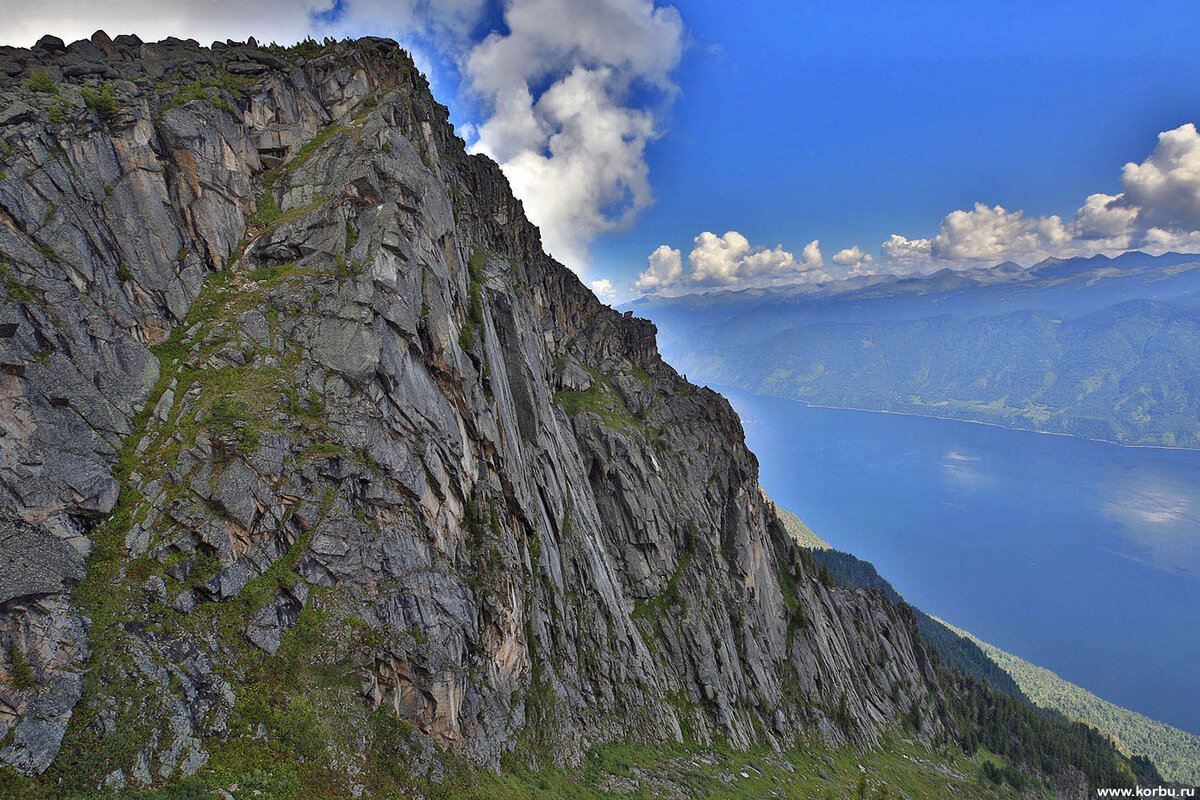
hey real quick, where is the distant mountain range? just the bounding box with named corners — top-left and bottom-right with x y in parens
top-left (628, 252), bottom-right (1200, 448)
top-left (772, 500), bottom-right (1200, 785)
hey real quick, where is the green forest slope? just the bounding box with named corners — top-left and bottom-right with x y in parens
top-left (942, 620), bottom-right (1200, 785)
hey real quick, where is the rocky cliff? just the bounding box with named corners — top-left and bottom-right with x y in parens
top-left (0, 33), bottom-right (949, 794)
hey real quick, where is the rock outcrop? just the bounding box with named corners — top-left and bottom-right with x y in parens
top-left (0, 34), bottom-right (945, 791)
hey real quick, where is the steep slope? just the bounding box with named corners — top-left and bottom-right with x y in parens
top-left (0, 35), bottom-right (953, 797)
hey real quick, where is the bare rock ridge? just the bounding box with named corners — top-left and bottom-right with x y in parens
top-left (1, 33), bottom-right (949, 791)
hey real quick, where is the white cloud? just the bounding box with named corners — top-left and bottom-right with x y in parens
top-left (831, 245), bottom-right (872, 269)
top-left (1070, 192), bottom-right (1137, 241)
top-left (635, 244), bottom-right (683, 291)
top-left (589, 278), bottom-right (617, 299)
top-left (464, 0), bottom-right (683, 273)
top-left (929, 203), bottom-right (1070, 262)
top-left (881, 234), bottom-right (932, 264)
top-left (801, 240), bottom-right (824, 270)
top-left (1121, 123), bottom-right (1200, 231)
top-left (881, 123), bottom-right (1200, 270)
top-left (687, 231), bottom-right (822, 287)
top-left (635, 231), bottom-right (825, 293)
top-left (1142, 227), bottom-right (1200, 255)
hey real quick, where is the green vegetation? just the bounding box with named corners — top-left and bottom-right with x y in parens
top-left (82, 86), bottom-right (119, 117)
top-left (1, 261), bottom-right (37, 303)
top-left (207, 395), bottom-right (261, 454)
top-left (554, 361), bottom-right (649, 432)
top-left (0, 735), bottom-right (1034, 800)
top-left (631, 552), bottom-right (689, 621)
top-left (771, 499), bottom-right (830, 549)
top-left (947, 621), bottom-right (1200, 785)
top-left (159, 72), bottom-right (256, 113)
top-left (26, 68), bottom-right (58, 94)
top-left (450, 737), bottom-right (1023, 800)
top-left (250, 124), bottom-right (345, 229)
top-left (8, 644), bottom-right (34, 691)
top-left (280, 37), bottom-right (326, 59)
top-left (459, 246), bottom-right (487, 350)
top-left (947, 673), bottom-right (1139, 792)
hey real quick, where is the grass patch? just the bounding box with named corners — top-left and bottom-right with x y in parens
top-left (459, 246), bottom-right (487, 350)
top-left (0, 261), bottom-right (36, 303)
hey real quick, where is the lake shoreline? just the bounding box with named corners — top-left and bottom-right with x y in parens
top-left (704, 385), bottom-right (1200, 454)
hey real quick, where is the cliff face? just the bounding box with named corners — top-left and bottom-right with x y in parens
top-left (0, 34), bottom-right (943, 791)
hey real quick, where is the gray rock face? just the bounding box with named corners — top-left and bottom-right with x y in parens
top-left (0, 36), bottom-right (946, 788)
top-left (0, 517), bottom-right (88, 774)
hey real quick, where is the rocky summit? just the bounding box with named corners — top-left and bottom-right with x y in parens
top-left (0, 34), bottom-right (1143, 799)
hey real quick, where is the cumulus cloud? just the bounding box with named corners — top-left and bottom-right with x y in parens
top-left (635, 244), bottom-right (683, 291)
top-left (1121, 123), bottom-right (1200, 231)
top-left (831, 245), bottom-right (873, 274)
top-left (928, 203), bottom-right (1068, 262)
top-left (635, 231), bottom-right (825, 292)
top-left (1142, 227), bottom-right (1200, 255)
top-left (464, 0), bottom-right (684, 272)
top-left (801, 240), bottom-right (824, 271)
top-left (589, 278), bottom-right (617, 300)
top-left (1070, 192), bottom-right (1137, 241)
top-left (881, 234), bottom-right (932, 264)
top-left (882, 123), bottom-right (1200, 271)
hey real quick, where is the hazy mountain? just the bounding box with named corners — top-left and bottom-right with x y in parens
top-left (629, 253), bottom-right (1200, 447)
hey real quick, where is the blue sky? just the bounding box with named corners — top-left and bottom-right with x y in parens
top-left (585, 0), bottom-right (1200, 297)
top-left (8, 0), bottom-right (1200, 298)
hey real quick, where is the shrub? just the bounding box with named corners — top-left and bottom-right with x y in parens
top-left (82, 85), bottom-right (118, 117)
top-left (8, 644), bottom-right (34, 690)
top-left (275, 698), bottom-right (325, 759)
top-left (189, 548), bottom-right (222, 587)
top-left (26, 68), bottom-right (57, 95)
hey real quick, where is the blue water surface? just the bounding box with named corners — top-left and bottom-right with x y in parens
top-left (714, 386), bottom-right (1200, 735)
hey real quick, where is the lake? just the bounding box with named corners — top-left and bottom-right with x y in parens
top-left (713, 386), bottom-right (1200, 736)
